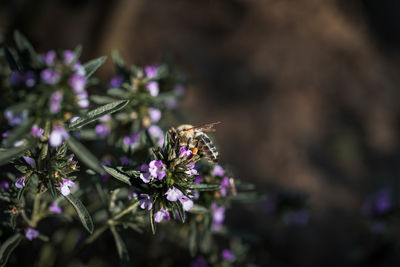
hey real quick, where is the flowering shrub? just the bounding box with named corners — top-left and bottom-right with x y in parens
top-left (0, 32), bottom-right (262, 266)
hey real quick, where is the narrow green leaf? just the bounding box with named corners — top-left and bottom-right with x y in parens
top-left (188, 184), bottom-right (221, 191)
top-left (229, 193), bottom-right (266, 202)
top-left (103, 165), bottom-right (131, 185)
top-left (68, 100), bottom-right (129, 129)
top-left (0, 144), bottom-right (30, 166)
top-left (0, 233), bottom-right (23, 267)
top-left (63, 193), bottom-right (94, 233)
top-left (172, 201), bottom-right (185, 223)
top-left (3, 118), bottom-right (34, 147)
top-left (149, 209), bottom-right (156, 235)
top-left (90, 95), bottom-right (116, 104)
top-left (187, 204), bottom-right (209, 214)
top-left (66, 137), bottom-right (104, 174)
top-left (107, 88), bottom-right (127, 98)
top-left (13, 31), bottom-right (40, 68)
top-left (110, 225), bottom-right (130, 265)
top-left (4, 46), bottom-right (20, 71)
top-left (188, 221), bottom-right (197, 256)
top-left (83, 56), bottom-right (107, 78)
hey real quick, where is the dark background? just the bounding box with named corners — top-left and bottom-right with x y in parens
top-left (2, 0), bottom-right (400, 266)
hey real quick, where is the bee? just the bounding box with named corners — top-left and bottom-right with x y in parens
top-left (169, 121), bottom-right (221, 163)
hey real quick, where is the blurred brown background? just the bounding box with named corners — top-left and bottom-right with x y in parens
top-left (2, 0), bottom-right (400, 266)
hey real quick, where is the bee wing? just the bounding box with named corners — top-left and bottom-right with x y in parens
top-left (198, 134), bottom-right (219, 163)
top-left (185, 121), bottom-right (221, 132)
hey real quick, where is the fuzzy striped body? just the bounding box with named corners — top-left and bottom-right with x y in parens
top-left (172, 124), bottom-right (219, 163)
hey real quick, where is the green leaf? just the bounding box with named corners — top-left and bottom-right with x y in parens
top-left (66, 136), bottom-right (104, 174)
top-left (188, 204), bottom-right (209, 214)
top-left (68, 100), bottom-right (129, 129)
top-left (63, 193), bottom-right (94, 234)
top-left (4, 46), bottom-right (21, 71)
top-left (13, 31), bottom-right (40, 68)
top-left (188, 184), bottom-right (221, 191)
top-left (229, 193), bottom-right (266, 202)
top-left (172, 201), bottom-right (185, 223)
top-left (83, 56), bottom-right (107, 78)
top-left (107, 88), bottom-right (127, 98)
top-left (149, 209), bottom-right (156, 235)
top-left (3, 118), bottom-right (34, 147)
top-left (0, 233), bottom-right (23, 267)
top-left (90, 95), bottom-right (116, 104)
top-left (110, 225), bottom-right (130, 266)
top-left (0, 144), bottom-right (30, 166)
top-left (103, 165), bottom-right (131, 185)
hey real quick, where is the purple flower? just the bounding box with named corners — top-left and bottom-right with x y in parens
top-left (179, 146), bottom-right (192, 158)
top-left (41, 69), bottom-right (61, 84)
top-left (148, 108), bottom-right (161, 123)
top-left (190, 256), bottom-right (208, 267)
top-left (362, 188), bottom-right (392, 216)
top-left (123, 132), bottom-right (139, 146)
top-left (15, 177), bottom-right (26, 189)
top-left (63, 50), bottom-right (75, 64)
top-left (109, 76), bottom-right (123, 88)
top-left (9, 71), bottom-right (24, 86)
top-left (222, 249), bottom-right (234, 261)
top-left (95, 124), bottom-right (110, 138)
top-left (100, 114), bottom-right (111, 122)
top-left (2, 130), bottom-right (11, 139)
top-left (41, 50), bottom-right (56, 65)
top-left (154, 208), bottom-right (170, 223)
top-left (23, 156), bottom-right (36, 167)
top-left (50, 91), bottom-right (63, 113)
top-left (220, 177), bottom-right (230, 196)
top-left (145, 65), bottom-right (158, 79)
top-left (146, 82), bottom-right (159, 96)
top-left (73, 62), bottom-right (86, 76)
top-left (185, 162), bottom-right (198, 176)
top-left (213, 165), bottom-right (225, 177)
top-left (14, 140), bottom-right (24, 147)
top-left (69, 74), bottom-right (86, 93)
top-left (0, 181), bottom-right (9, 190)
top-left (49, 126), bottom-right (69, 147)
top-left (5, 110), bottom-right (27, 126)
top-left (166, 187), bottom-right (183, 202)
top-left (212, 203), bottom-right (225, 231)
top-left (179, 196), bottom-right (193, 211)
top-left (102, 173), bottom-right (110, 182)
top-left (24, 71), bottom-right (36, 87)
top-left (140, 172), bottom-right (152, 183)
top-left (49, 203), bottom-right (62, 214)
top-left (148, 125), bottom-right (164, 147)
top-left (25, 228), bottom-right (39, 241)
top-left (60, 178), bottom-right (75, 196)
top-left (31, 125), bottom-right (44, 138)
top-left (194, 176), bottom-right (203, 184)
top-left (120, 157), bottom-right (131, 166)
top-left (139, 194), bottom-right (153, 210)
top-left (148, 160), bottom-right (166, 180)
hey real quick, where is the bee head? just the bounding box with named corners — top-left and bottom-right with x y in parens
top-left (168, 128), bottom-right (178, 142)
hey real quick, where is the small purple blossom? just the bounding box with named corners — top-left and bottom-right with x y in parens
top-left (5, 110), bottom-right (27, 126)
top-left (73, 62), bottom-right (86, 76)
top-left (148, 125), bottom-right (164, 147)
top-left (41, 69), bottom-right (61, 84)
top-left (63, 50), bottom-right (75, 64)
top-left (109, 76), bottom-right (123, 88)
top-left (2, 130), bottom-right (11, 138)
top-left (0, 181), bottom-right (9, 190)
top-left (25, 228), bottom-right (39, 241)
top-left (154, 208), bottom-right (170, 223)
top-left (23, 156), bottom-right (36, 167)
top-left (120, 156), bottom-right (132, 166)
top-left (140, 172), bottom-right (152, 183)
top-left (60, 178), bottom-right (75, 196)
top-left (139, 194), bottom-right (153, 210)
top-left (213, 165), bottom-right (225, 177)
top-left (220, 177), bottom-right (230, 196)
top-left (50, 91), bottom-right (63, 113)
top-left (69, 74), bottom-right (86, 93)
top-left (148, 108), bottom-right (161, 123)
top-left (212, 203), bottom-right (225, 231)
top-left (31, 125), bottom-right (44, 138)
top-left (145, 65), bottom-right (158, 79)
top-left (179, 146), bottom-right (192, 158)
top-left (185, 162), bottom-right (198, 176)
top-left (24, 71), bottom-right (36, 87)
top-left (179, 196), bottom-right (194, 211)
top-left (166, 187), bottom-right (183, 202)
top-left (123, 132), bottom-right (139, 146)
top-left (102, 173), bottom-right (110, 182)
top-left (15, 177), bottom-right (26, 189)
top-left (222, 249), bottom-right (235, 261)
top-left (41, 50), bottom-right (56, 65)
top-left (49, 203), bottom-right (62, 214)
top-left (95, 124), bottom-right (110, 138)
top-left (362, 188), bottom-right (392, 216)
top-left (9, 71), bottom-right (24, 86)
top-left (49, 126), bottom-right (69, 147)
top-left (13, 140), bottom-right (24, 147)
top-left (194, 175), bottom-right (203, 184)
top-left (149, 160), bottom-right (166, 180)
top-left (146, 81), bottom-right (159, 96)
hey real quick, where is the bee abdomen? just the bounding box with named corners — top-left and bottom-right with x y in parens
top-left (198, 134), bottom-right (218, 163)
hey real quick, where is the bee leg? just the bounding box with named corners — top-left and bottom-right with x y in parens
top-left (192, 140), bottom-right (199, 155)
